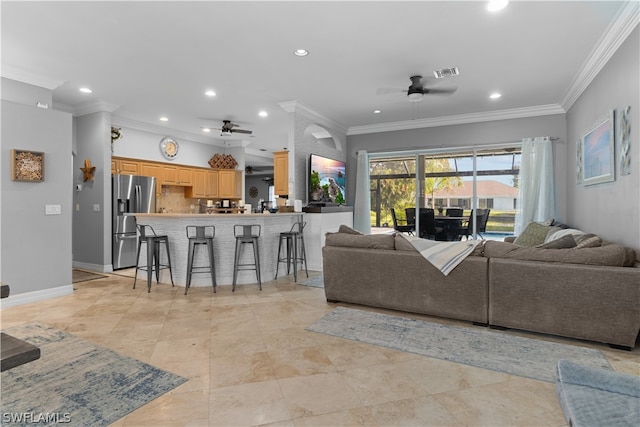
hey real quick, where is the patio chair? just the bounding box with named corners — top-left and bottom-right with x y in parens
top-left (391, 208), bottom-right (414, 235)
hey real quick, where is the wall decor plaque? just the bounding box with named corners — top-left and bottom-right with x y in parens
top-left (11, 149), bottom-right (44, 182)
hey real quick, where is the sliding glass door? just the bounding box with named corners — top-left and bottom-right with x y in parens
top-left (370, 145), bottom-right (521, 239)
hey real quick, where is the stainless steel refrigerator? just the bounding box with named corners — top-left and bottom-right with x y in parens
top-left (112, 174), bottom-right (157, 269)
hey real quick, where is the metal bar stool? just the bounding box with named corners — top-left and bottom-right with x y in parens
top-left (232, 224), bottom-right (261, 292)
top-left (133, 224), bottom-right (174, 292)
top-left (185, 225), bottom-right (216, 295)
top-left (275, 221), bottom-right (308, 282)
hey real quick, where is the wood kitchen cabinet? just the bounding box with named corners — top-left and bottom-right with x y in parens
top-left (274, 150), bottom-right (289, 196)
top-left (139, 162), bottom-right (163, 194)
top-left (186, 169), bottom-right (219, 198)
top-left (218, 170), bottom-right (242, 198)
top-left (112, 158), bottom-right (140, 175)
top-left (163, 165), bottom-right (192, 186)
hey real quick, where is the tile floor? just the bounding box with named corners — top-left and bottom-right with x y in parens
top-left (1, 270), bottom-right (638, 426)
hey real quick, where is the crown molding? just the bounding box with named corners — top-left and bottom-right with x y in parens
top-left (0, 65), bottom-right (66, 90)
top-left (560, 1), bottom-right (639, 110)
top-left (278, 100), bottom-right (349, 135)
top-left (73, 99), bottom-right (120, 116)
top-left (347, 104), bottom-right (566, 136)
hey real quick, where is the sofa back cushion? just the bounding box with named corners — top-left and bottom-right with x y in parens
top-left (484, 241), bottom-right (636, 267)
top-left (325, 232), bottom-right (396, 250)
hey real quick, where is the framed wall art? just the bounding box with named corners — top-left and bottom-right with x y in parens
top-left (10, 149), bottom-right (44, 182)
top-left (582, 110), bottom-right (615, 186)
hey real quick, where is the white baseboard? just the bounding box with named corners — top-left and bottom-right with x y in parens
top-left (73, 261), bottom-right (113, 273)
top-left (0, 285), bottom-right (74, 309)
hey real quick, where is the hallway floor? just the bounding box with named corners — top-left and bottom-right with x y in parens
top-left (1, 271), bottom-right (638, 426)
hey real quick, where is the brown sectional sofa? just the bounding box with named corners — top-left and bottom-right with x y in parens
top-left (322, 230), bottom-right (640, 349)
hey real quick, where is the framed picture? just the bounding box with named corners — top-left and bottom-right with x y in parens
top-left (582, 110), bottom-right (615, 186)
top-left (10, 149), bottom-right (44, 182)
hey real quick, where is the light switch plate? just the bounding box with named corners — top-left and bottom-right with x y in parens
top-left (45, 204), bottom-right (61, 215)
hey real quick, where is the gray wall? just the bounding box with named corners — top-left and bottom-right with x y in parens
top-left (347, 115), bottom-right (568, 220)
top-left (244, 175), bottom-right (272, 210)
top-left (1, 83), bottom-right (73, 295)
top-left (566, 26), bottom-right (639, 249)
top-left (73, 112), bottom-right (112, 270)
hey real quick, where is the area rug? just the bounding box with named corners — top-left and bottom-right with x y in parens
top-left (1, 323), bottom-right (187, 426)
top-left (307, 307), bottom-right (612, 383)
top-left (299, 274), bottom-right (324, 288)
top-left (72, 269), bottom-right (107, 283)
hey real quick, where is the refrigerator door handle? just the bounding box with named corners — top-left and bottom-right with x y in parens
top-left (135, 185), bottom-right (140, 213)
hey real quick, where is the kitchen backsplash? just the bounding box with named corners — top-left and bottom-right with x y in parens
top-left (157, 185), bottom-right (198, 213)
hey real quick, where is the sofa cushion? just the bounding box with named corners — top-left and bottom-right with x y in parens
top-left (395, 234), bottom-right (418, 251)
top-left (338, 224), bottom-right (362, 235)
top-left (514, 222), bottom-right (560, 246)
top-left (484, 241), bottom-right (633, 267)
top-left (536, 235), bottom-right (577, 249)
top-left (325, 232), bottom-right (395, 250)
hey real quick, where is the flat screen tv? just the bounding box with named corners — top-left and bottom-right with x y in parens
top-left (308, 154), bottom-right (346, 205)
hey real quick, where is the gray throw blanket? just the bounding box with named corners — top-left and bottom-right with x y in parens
top-left (399, 234), bottom-right (480, 276)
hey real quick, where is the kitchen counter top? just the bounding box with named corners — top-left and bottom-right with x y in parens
top-left (133, 212), bottom-right (305, 288)
top-left (136, 212), bottom-right (303, 218)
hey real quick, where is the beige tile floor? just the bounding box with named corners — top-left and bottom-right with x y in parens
top-left (2, 270), bottom-right (638, 427)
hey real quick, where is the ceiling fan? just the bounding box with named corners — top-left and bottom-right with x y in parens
top-left (201, 120), bottom-right (253, 136)
top-left (377, 75), bottom-right (457, 102)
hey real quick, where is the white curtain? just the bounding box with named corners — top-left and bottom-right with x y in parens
top-left (353, 150), bottom-right (371, 234)
top-left (515, 137), bottom-right (556, 234)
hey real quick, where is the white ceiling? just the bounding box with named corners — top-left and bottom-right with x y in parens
top-left (1, 1), bottom-right (636, 168)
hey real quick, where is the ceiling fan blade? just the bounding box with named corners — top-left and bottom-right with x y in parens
top-left (232, 129), bottom-right (253, 134)
top-left (423, 87), bottom-right (457, 95)
top-left (376, 87), bottom-right (405, 95)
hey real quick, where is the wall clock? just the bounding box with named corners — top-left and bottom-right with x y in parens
top-left (249, 186), bottom-right (258, 198)
top-left (159, 137), bottom-right (179, 160)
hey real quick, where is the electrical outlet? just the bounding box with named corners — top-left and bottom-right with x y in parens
top-left (76, 204), bottom-right (80, 211)
top-left (45, 204), bottom-right (61, 215)
top-left (93, 204), bottom-right (101, 212)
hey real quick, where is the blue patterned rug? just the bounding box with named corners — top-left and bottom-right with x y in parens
top-left (299, 274), bottom-right (324, 288)
top-left (1, 323), bottom-right (187, 426)
top-left (307, 307), bottom-right (612, 383)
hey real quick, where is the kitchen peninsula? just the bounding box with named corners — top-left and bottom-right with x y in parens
top-left (134, 212), bottom-right (304, 288)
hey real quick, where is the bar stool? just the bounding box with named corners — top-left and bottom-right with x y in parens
top-left (185, 225), bottom-right (216, 295)
top-left (275, 221), bottom-right (308, 282)
top-left (232, 224), bottom-right (261, 292)
top-left (133, 224), bottom-right (174, 293)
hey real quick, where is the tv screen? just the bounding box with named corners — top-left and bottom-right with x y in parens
top-left (309, 154), bottom-right (346, 205)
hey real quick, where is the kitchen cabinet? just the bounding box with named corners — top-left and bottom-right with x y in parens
top-left (186, 169), bottom-right (219, 198)
top-left (139, 162), bottom-right (164, 194)
top-left (112, 158), bottom-right (140, 175)
top-left (274, 150), bottom-right (289, 196)
top-left (218, 170), bottom-right (242, 198)
top-left (163, 165), bottom-right (192, 186)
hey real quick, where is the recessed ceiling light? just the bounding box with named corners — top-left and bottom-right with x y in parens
top-left (487, 0), bottom-right (509, 12)
top-left (202, 127), bottom-right (211, 133)
top-left (489, 92), bottom-right (502, 99)
top-left (373, 109), bottom-right (382, 114)
top-left (205, 90), bottom-right (216, 97)
top-left (258, 110), bottom-right (268, 118)
top-left (79, 87), bottom-right (92, 93)
top-left (159, 116), bottom-right (169, 122)
top-left (293, 49), bottom-right (309, 57)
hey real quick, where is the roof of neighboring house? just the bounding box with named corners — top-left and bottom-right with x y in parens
top-left (433, 180), bottom-right (518, 198)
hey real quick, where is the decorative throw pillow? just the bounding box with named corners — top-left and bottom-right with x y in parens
top-left (338, 224), bottom-right (362, 235)
top-left (536, 235), bottom-right (577, 249)
top-left (513, 222), bottom-right (557, 246)
top-left (544, 228), bottom-right (585, 243)
top-left (574, 233), bottom-right (602, 248)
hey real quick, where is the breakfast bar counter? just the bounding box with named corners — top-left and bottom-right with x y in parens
top-left (134, 212), bottom-right (304, 288)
